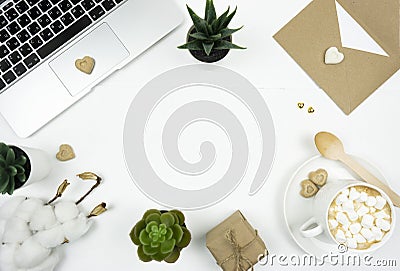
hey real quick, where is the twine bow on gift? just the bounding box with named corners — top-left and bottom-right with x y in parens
top-left (217, 229), bottom-right (259, 271)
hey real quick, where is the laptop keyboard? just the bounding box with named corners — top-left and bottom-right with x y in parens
top-left (0, 0), bottom-right (124, 93)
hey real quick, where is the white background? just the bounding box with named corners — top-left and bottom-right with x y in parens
top-left (1, 0), bottom-right (400, 270)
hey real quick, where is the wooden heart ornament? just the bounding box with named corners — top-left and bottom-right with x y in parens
top-left (300, 180), bottom-right (319, 198)
top-left (324, 47), bottom-right (344, 65)
top-left (75, 56), bottom-right (95, 74)
top-left (56, 144), bottom-right (75, 161)
top-left (308, 168), bottom-right (328, 186)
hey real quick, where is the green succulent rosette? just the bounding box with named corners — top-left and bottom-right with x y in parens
top-left (178, 0), bottom-right (245, 55)
top-left (130, 209), bottom-right (191, 263)
top-left (0, 142), bottom-right (28, 195)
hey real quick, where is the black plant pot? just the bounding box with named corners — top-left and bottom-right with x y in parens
top-left (10, 145), bottom-right (31, 190)
top-left (186, 26), bottom-right (231, 63)
top-left (4, 145), bottom-right (50, 194)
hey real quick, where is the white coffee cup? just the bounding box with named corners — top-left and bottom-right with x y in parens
top-left (300, 180), bottom-right (396, 252)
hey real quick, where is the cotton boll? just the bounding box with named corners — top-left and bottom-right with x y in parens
top-left (0, 262), bottom-right (20, 271)
top-left (4, 217), bottom-right (30, 232)
top-left (0, 197), bottom-right (26, 219)
top-left (27, 249), bottom-right (61, 271)
top-left (0, 243), bottom-right (20, 266)
top-left (2, 217), bottom-right (32, 243)
top-left (33, 225), bottom-right (64, 248)
top-left (62, 213), bottom-right (93, 242)
top-left (0, 232), bottom-right (25, 271)
top-left (54, 201), bottom-right (79, 223)
top-left (14, 237), bottom-right (51, 268)
top-left (30, 206), bottom-right (58, 231)
top-left (15, 198), bottom-right (44, 222)
top-left (0, 220), bottom-right (6, 238)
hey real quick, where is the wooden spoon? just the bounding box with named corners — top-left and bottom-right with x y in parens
top-left (315, 131), bottom-right (400, 207)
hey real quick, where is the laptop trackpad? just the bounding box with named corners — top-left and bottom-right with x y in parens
top-left (49, 23), bottom-right (130, 96)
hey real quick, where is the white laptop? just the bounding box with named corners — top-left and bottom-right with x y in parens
top-left (0, 0), bottom-right (183, 137)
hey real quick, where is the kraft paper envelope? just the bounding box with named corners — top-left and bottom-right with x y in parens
top-left (274, 0), bottom-right (400, 114)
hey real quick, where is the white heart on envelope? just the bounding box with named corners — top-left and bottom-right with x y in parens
top-left (325, 47), bottom-right (344, 64)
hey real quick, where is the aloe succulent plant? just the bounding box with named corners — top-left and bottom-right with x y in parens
top-left (178, 0), bottom-right (245, 56)
top-left (130, 209), bottom-right (191, 263)
top-left (0, 143), bottom-right (28, 195)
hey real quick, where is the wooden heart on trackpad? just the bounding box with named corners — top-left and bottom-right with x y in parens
top-left (49, 23), bottom-right (130, 96)
top-left (75, 56), bottom-right (95, 74)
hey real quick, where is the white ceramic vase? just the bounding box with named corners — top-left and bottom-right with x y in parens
top-left (13, 146), bottom-right (51, 187)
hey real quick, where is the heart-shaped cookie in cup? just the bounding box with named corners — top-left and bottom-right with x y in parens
top-left (309, 168), bottom-right (328, 186)
top-left (300, 180), bottom-right (395, 253)
top-left (300, 179), bottom-right (319, 198)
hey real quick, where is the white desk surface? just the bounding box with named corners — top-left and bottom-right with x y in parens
top-left (1, 0), bottom-right (400, 270)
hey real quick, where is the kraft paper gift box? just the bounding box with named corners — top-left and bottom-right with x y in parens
top-left (206, 211), bottom-right (267, 271)
top-left (274, 0), bottom-right (400, 114)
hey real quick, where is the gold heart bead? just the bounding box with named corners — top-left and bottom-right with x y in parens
top-left (56, 144), bottom-right (75, 161)
top-left (75, 56), bottom-right (95, 74)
